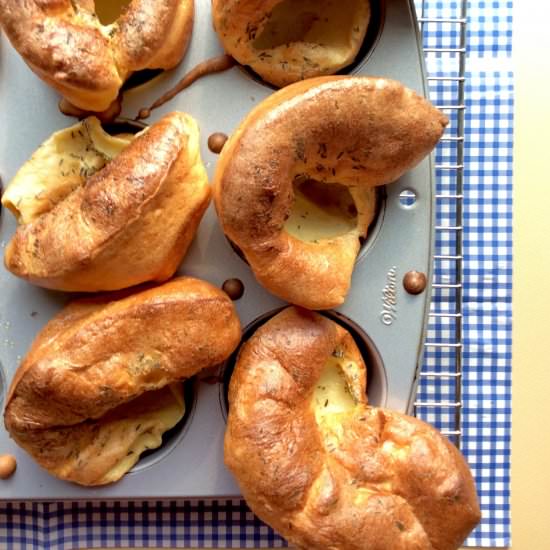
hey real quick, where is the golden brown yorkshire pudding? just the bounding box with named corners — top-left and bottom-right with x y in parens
top-left (0, 0), bottom-right (194, 112)
top-left (3, 111), bottom-right (210, 292)
top-left (5, 277), bottom-right (241, 486)
top-left (212, 0), bottom-right (371, 87)
top-left (225, 307), bottom-right (481, 550)
top-left (214, 77), bottom-right (448, 309)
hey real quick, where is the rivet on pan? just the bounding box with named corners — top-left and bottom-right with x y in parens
top-left (208, 132), bottom-right (228, 154)
top-left (403, 271), bottom-right (427, 295)
top-left (222, 278), bottom-right (244, 300)
top-left (0, 455), bottom-right (17, 479)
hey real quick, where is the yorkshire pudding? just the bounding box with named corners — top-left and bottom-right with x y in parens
top-left (5, 277), bottom-right (241, 486)
top-left (212, 0), bottom-right (371, 87)
top-left (3, 111), bottom-right (210, 292)
top-left (225, 307), bottom-right (481, 550)
top-left (0, 0), bottom-right (194, 112)
top-left (214, 76), bottom-right (448, 309)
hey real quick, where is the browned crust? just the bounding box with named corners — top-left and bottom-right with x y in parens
top-left (0, 0), bottom-right (194, 111)
top-left (5, 277), bottom-right (241, 463)
top-left (213, 77), bottom-right (448, 309)
top-left (225, 307), bottom-right (480, 550)
top-left (0, 1), bottom-right (120, 96)
top-left (4, 111), bottom-right (211, 292)
top-left (113, 0), bottom-right (194, 72)
top-left (212, 0), bottom-right (370, 87)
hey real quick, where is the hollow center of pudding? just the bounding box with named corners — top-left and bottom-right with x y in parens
top-left (312, 351), bottom-right (358, 426)
top-left (284, 178), bottom-right (357, 242)
top-left (94, 0), bottom-right (131, 25)
top-left (253, 0), bottom-right (363, 52)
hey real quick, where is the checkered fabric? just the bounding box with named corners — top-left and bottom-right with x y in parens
top-left (415, 0), bottom-right (513, 547)
top-left (0, 1), bottom-right (513, 548)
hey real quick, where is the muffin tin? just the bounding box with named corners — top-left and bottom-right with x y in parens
top-left (0, 0), bottom-right (434, 499)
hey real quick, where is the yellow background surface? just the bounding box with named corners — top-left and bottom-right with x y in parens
top-left (86, 1), bottom-right (549, 549)
top-left (511, 1), bottom-right (550, 549)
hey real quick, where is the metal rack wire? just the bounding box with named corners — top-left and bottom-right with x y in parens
top-left (414, 0), bottom-right (467, 447)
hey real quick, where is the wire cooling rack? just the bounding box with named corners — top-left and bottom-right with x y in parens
top-left (414, 0), bottom-right (467, 448)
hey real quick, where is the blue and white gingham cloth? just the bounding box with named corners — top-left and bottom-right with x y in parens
top-left (0, 1), bottom-right (513, 548)
top-left (415, 1), bottom-right (513, 546)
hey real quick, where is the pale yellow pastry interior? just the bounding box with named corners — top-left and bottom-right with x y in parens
top-left (284, 178), bottom-right (376, 243)
top-left (1, 117), bottom-right (134, 224)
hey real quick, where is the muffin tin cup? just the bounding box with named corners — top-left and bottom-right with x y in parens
top-left (239, 0), bottom-right (387, 90)
top-left (128, 380), bottom-right (198, 475)
top-left (219, 308), bottom-right (389, 422)
top-left (0, 0), bottom-right (433, 499)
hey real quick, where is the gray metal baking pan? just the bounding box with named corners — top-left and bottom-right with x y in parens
top-left (0, 0), bottom-right (434, 499)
